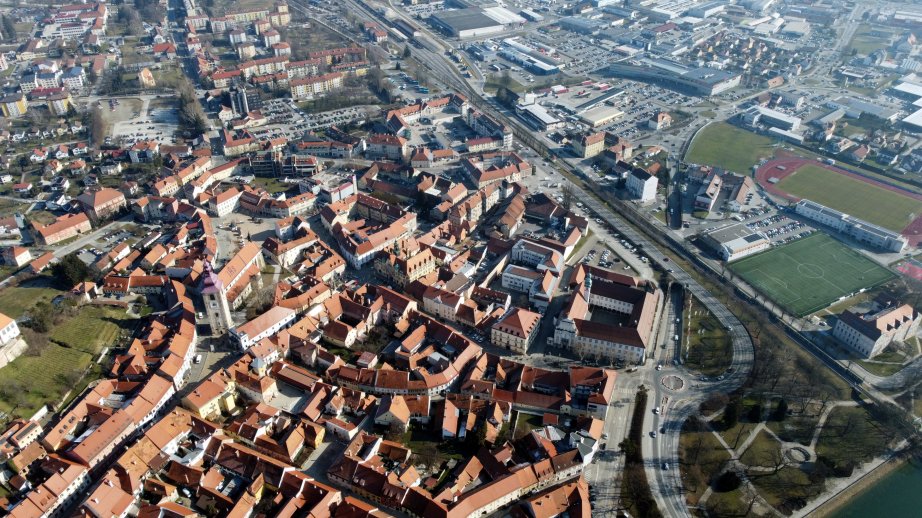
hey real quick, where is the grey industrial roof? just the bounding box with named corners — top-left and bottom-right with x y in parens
top-left (432, 9), bottom-right (504, 32)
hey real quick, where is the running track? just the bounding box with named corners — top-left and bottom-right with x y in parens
top-left (755, 155), bottom-right (922, 247)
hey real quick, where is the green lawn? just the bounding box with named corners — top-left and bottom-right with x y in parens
top-left (767, 414), bottom-right (821, 446)
top-left (483, 75), bottom-right (526, 94)
top-left (683, 296), bottom-right (733, 377)
top-left (815, 406), bottom-right (896, 469)
top-left (704, 487), bottom-right (749, 517)
top-left (685, 122), bottom-right (777, 174)
top-left (856, 360), bottom-right (905, 378)
top-left (846, 25), bottom-right (893, 55)
top-left (730, 233), bottom-right (895, 317)
top-left (777, 164), bottom-right (920, 231)
top-left (679, 421), bottom-right (732, 505)
top-left (747, 466), bottom-right (825, 514)
top-left (27, 210), bottom-right (57, 226)
top-left (513, 412), bottom-right (544, 439)
top-left (740, 430), bottom-right (783, 468)
top-left (0, 280), bottom-right (62, 319)
top-left (0, 344), bottom-right (94, 417)
top-left (719, 421), bottom-right (758, 450)
top-left (251, 177), bottom-right (293, 194)
top-left (50, 306), bottom-right (133, 354)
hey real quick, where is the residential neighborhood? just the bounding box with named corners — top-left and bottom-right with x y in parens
top-left (0, 0), bottom-right (920, 516)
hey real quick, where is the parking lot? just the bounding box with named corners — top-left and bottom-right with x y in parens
top-left (74, 227), bottom-right (145, 266)
top-left (109, 97), bottom-right (179, 146)
top-left (250, 99), bottom-right (377, 141)
top-left (743, 211), bottom-right (816, 245)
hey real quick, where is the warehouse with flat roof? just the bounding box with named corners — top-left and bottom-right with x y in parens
top-left (699, 223), bottom-right (771, 262)
top-left (605, 58), bottom-right (741, 96)
top-left (579, 105), bottom-right (625, 128)
top-left (431, 9), bottom-right (504, 38)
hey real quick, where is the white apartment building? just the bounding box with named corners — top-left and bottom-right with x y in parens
top-left (626, 169), bottom-right (658, 203)
top-left (0, 312), bottom-right (20, 346)
top-left (501, 264), bottom-right (542, 293)
top-left (230, 306), bottom-right (297, 350)
top-left (833, 300), bottom-right (920, 358)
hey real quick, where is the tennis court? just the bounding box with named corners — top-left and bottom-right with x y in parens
top-left (730, 233), bottom-right (895, 317)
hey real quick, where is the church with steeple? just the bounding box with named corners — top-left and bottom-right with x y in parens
top-left (200, 260), bottom-right (233, 335)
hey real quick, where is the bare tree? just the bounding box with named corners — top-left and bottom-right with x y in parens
top-left (560, 183), bottom-right (574, 211)
top-left (688, 432), bottom-right (704, 464)
top-left (745, 494), bottom-right (759, 516)
top-left (759, 445), bottom-right (787, 475)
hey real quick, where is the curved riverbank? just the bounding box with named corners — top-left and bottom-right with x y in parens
top-left (799, 455), bottom-right (909, 518)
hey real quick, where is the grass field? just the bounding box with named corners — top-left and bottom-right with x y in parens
top-left (0, 280), bottom-right (62, 318)
top-left (678, 420), bottom-right (733, 506)
top-left (740, 430), bottom-right (783, 468)
top-left (730, 234), bottom-right (895, 317)
top-left (815, 406), bottom-right (895, 468)
top-left (776, 164), bottom-right (920, 231)
top-left (846, 24), bottom-right (893, 55)
top-left (685, 122), bottom-right (777, 174)
top-left (747, 466), bottom-right (824, 513)
top-left (683, 296), bottom-right (733, 377)
top-left (50, 306), bottom-right (133, 354)
top-left (0, 344), bottom-right (94, 417)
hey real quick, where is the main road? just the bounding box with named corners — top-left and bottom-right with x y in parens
top-left (569, 170), bottom-right (755, 518)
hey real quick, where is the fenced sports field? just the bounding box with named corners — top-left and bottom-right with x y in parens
top-left (730, 233), bottom-right (895, 317)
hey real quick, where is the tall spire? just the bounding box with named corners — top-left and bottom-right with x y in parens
top-left (200, 260), bottom-right (224, 295)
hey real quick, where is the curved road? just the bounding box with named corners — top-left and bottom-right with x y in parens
top-left (568, 178), bottom-right (755, 517)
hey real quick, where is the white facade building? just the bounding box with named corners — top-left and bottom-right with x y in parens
top-left (626, 169), bottom-right (658, 203)
top-left (0, 312), bottom-right (20, 346)
top-left (795, 199), bottom-right (907, 252)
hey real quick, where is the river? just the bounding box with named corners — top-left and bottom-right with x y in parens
top-left (831, 461), bottom-right (922, 518)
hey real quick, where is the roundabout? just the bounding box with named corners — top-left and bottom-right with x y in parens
top-left (662, 374), bottom-right (685, 392)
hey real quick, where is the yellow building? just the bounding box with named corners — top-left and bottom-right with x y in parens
top-left (181, 378), bottom-right (238, 419)
top-left (571, 132), bottom-right (605, 159)
top-left (0, 93), bottom-right (27, 118)
top-left (138, 67), bottom-right (157, 88)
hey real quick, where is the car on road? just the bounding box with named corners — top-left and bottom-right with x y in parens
top-left (662, 462), bottom-right (670, 470)
top-left (653, 407), bottom-right (660, 414)
top-left (650, 430), bottom-right (657, 438)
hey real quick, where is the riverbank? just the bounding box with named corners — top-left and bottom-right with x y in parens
top-left (796, 454), bottom-right (906, 518)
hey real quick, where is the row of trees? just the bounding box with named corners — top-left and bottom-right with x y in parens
top-left (178, 81), bottom-right (209, 137)
top-left (1, 15), bottom-right (16, 42)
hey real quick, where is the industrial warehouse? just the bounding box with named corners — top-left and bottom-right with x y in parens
top-left (430, 6), bottom-right (526, 38)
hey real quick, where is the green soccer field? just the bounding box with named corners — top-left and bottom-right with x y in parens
top-left (776, 164), bottom-right (921, 231)
top-left (730, 234), bottom-right (895, 317)
top-left (685, 122), bottom-right (778, 174)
